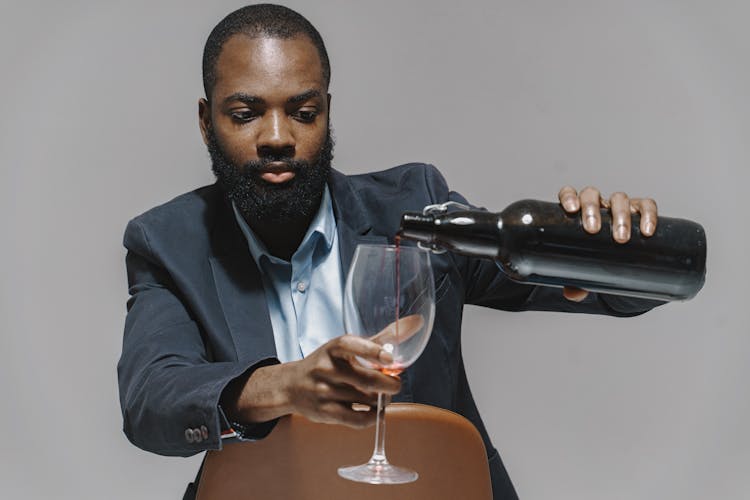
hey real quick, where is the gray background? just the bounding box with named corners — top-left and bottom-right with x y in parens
top-left (1, 1), bottom-right (748, 499)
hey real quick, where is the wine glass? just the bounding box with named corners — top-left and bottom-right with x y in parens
top-left (337, 243), bottom-right (435, 484)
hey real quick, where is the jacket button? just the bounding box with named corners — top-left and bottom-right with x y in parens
top-left (185, 429), bottom-right (195, 443)
top-left (193, 428), bottom-right (203, 443)
top-left (200, 425), bottom-right (209, 440)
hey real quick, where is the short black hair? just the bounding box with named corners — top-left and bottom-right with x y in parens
top-left (202, 4), bottom-right (331, 101)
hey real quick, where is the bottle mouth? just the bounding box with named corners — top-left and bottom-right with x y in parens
top-left (398, 212), bottom-right (435, 244)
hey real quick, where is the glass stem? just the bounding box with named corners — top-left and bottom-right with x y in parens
top-left (370, 392), bottom-right (388, 464)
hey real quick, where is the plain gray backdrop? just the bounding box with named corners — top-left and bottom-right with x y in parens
top-left (1, 1), bottom-right (748, 499)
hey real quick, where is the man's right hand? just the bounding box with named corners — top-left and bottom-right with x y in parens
top-left (225, 335), bottom-right (402, 429)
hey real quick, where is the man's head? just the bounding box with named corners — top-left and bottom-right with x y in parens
top-left (199, 4), bottom-right (333, 227)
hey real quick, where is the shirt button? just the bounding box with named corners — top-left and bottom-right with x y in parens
top-left (296, 281), bottom-right (307, 293)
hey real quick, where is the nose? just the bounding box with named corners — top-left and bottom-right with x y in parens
top-left (257, 109), bottom-right (295, 158)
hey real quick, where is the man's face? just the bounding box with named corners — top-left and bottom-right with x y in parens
top-left (200, 35), bottom-right (332, 225)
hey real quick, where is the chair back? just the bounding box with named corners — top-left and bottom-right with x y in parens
top-left (196, 402), bottom-right (493, 499)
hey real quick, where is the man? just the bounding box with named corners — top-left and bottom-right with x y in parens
top-left (118, 5), bottom-right (661, 499)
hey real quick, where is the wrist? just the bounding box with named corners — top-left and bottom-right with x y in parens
top-left (239, 362), bottom-right (295, 423)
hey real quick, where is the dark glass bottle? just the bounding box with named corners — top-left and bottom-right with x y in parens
top-left (398, 200), bottom-right (706, 301)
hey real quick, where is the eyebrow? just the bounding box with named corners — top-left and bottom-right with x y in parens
top-left (287, 89), bottom-right (322, 104)
top-left (223, 92), bottom-right (262, 105)
top-left (223, 89), bottom-right (323, 106)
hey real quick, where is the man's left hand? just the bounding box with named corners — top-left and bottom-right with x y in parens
top-left (557, 185), bottom-right (659, 302)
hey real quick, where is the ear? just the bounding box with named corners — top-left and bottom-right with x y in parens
top-left (198, 98), bottom-right (211, 146)
top-left (326, 92), bottom-right (332, 114)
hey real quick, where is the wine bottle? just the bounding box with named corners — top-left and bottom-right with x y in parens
top-left (398, 200), bottom-right (706, 301)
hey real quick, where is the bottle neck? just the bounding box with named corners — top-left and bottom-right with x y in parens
top-left (398, 213), bottom-right (435, 245)
top-left (399, 210), bottom-right (502, 259)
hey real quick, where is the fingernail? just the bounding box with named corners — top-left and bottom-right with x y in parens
top-left (644, 221), bottom-right (655, 235)
top-left (616, 224), bottom-right (628, 242)
top-left (570, 293), bottom-right (586, 303)
top-left (379, 349), bottom-right (393, 364)
top-left (586, 216), bottom-right (599, 231)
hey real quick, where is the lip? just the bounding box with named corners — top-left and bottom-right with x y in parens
top-left (259, 161), bottom-right (296, 183)
top-left (261, 161), bottom-right (293, 173)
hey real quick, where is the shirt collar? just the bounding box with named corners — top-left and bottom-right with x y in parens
top-left (232, 185), bottom-right (336, 266)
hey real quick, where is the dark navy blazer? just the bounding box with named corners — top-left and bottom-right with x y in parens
top-left (119, 163), bottom-right (657, 499)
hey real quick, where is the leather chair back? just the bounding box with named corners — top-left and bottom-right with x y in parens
top-left (196, 403), bottom-right (493, 499)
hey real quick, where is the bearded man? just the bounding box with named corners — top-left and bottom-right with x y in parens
top-left (118, 5), bottom-right (661, 499)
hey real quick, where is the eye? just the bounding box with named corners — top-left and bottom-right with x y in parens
top-left (230, 110), bottom-right (258, 123)
top-left (293, 109), bottom-right (318, 123)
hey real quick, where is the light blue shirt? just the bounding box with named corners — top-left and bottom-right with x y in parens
top-left (232, 186), bottom-right (345, 363)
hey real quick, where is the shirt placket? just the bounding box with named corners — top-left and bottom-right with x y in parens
top-left (266, 259), bottom-right (302, 363)
top-left (291, 245), bottom-right (315, 357)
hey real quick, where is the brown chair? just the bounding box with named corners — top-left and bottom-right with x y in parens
top-left (196, 403), bottom-right (493, 499)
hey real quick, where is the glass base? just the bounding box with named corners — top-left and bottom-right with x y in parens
top-left (338, 460), bottom-right (418, 484)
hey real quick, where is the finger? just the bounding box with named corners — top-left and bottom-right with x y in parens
top-left (320, 359), bottom-right (402, 395)
top-left (314, 401), bottom-right (377, 429)
top-left (345, 363), bottom-right (402, 395)
top-left (579, 186), bottom-right (602, 234)
top-left (631, 197), bottom-right (658, 237)
top-left (558, 186), bottom-right (580, 213)
top-left (371, 314), bottom-right (425, 346)
top-left (328, 335), bottom-right (393, 365)
top-left (562, 286), bottom-right (589, 302)
top-left (609, 192), bottom-right (631, 243)
top-left (320, 381), bottom-right (380, 407)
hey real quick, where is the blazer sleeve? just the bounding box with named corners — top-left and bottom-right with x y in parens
top-left (118, 219), bottom-right (275, 457)
top-left (420, 164), bottom-right (663, 317)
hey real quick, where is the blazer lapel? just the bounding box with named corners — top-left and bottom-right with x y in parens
top-left (208, 197), bottom-right (277, 364)
top-left (328, 169), bottom-right (388, 272)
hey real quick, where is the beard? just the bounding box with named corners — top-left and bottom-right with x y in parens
top-left (207, 125), bottom-right (334, 225)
